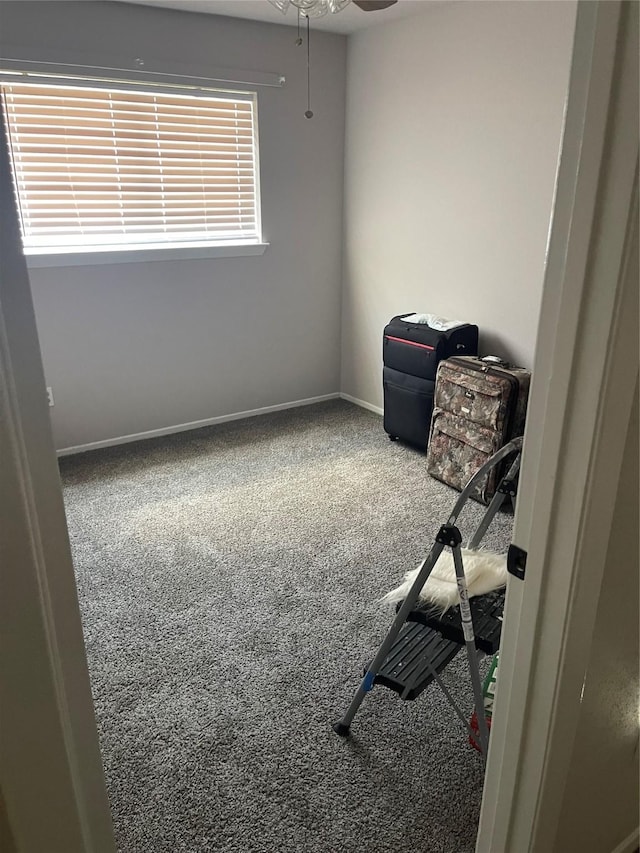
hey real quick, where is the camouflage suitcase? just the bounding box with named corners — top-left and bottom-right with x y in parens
top-left (426, 356), bottom-right (530, 503)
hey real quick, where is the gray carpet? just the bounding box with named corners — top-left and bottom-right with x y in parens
top-left (60, 400), bottom-right (514, 853)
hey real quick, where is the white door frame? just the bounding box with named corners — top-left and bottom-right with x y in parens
top-left (0, 115), bottom-right (116, 851)
top-left (477, 1), bottom-right (639, 851)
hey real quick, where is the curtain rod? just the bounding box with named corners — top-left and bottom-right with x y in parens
top-left (0, 55), bottom-right (286, 91)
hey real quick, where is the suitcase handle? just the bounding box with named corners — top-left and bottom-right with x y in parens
top-left (481, 355), bottom-right (510, 367)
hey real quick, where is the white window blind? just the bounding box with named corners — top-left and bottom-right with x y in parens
top-left (0, 80), bottom-right (260, 253)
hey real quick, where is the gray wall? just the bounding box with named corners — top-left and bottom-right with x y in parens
top-left (0, 1), bottom-right (347, 450)
top-left (1, 1), bottom-right (578, 445)
top-left (341, 0), bottom-right (576, 410)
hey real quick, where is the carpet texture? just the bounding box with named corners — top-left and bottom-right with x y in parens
top-left (60, 400), bottom-right (514, 853)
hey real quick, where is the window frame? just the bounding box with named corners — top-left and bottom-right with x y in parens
top-left (0, 70), bottom-right (269, 266)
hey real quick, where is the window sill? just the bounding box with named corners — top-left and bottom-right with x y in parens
top-left (24, 242), bottom-right (269, 269)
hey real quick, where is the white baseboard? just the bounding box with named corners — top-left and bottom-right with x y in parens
top-left (611, 828), bottom-right (639, 853)
top-left (339, 392), bottom-right (383, 417)
top-left (56, 393), bottom-right (340, 456)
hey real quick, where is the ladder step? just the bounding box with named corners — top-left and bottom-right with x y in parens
top-left (368, 622), bottom-right (461, 701)
top-left (406, 588), bottom-right (505, 654)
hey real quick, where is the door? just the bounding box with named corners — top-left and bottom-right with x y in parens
top-left (477, 2), bottom-right (639, 850)
top-left (0, 113), bottom-right (116, 851)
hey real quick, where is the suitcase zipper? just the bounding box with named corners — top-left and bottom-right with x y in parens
top-left (384, 335), bottom-right (435, 352)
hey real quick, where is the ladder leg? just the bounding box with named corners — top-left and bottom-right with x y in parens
top-left (468, 453), bottom-right (521, 550)
top-left (333, 542), bottom-right (445, 736)
top-left (467, 490), bottom-right (507, 550)
top-left (416, 652), bottom-right (483, 741)
top-left (452, 545), bottom-right (490, 759)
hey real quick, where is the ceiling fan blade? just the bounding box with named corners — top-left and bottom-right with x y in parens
top-left (353, 1), bottom-right (398, 11)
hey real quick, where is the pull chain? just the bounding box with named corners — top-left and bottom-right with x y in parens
top-left (304, 15), bottom-right (313, 119)
top-left (296, 8), bottom-right (302, 45)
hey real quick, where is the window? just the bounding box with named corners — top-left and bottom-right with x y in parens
top-left (0, 78), bottom-right (262, 257)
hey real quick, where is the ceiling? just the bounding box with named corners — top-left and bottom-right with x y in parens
top-left (117, 0), bottom-right (438, 35)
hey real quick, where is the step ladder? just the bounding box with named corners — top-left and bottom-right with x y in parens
top-left (372, 587), bottom-right (505, 702)
top-left (333, 438), bottom-right (523, 761)
top-left (408, 587), bottom-right (505, 655)
top-left (371, 622), bottom-right (462, 701)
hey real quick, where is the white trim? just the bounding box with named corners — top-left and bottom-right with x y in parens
top-left (477, 2), bottom-right (639, 851)
top-left (339, 392), bottom-right (383, 417)
top-left (610, 828), bottom-right (640, 853)
top-left (25, 243), bottom-right (269, 269)
top-left (56, 393), bottom-right (341, 456)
